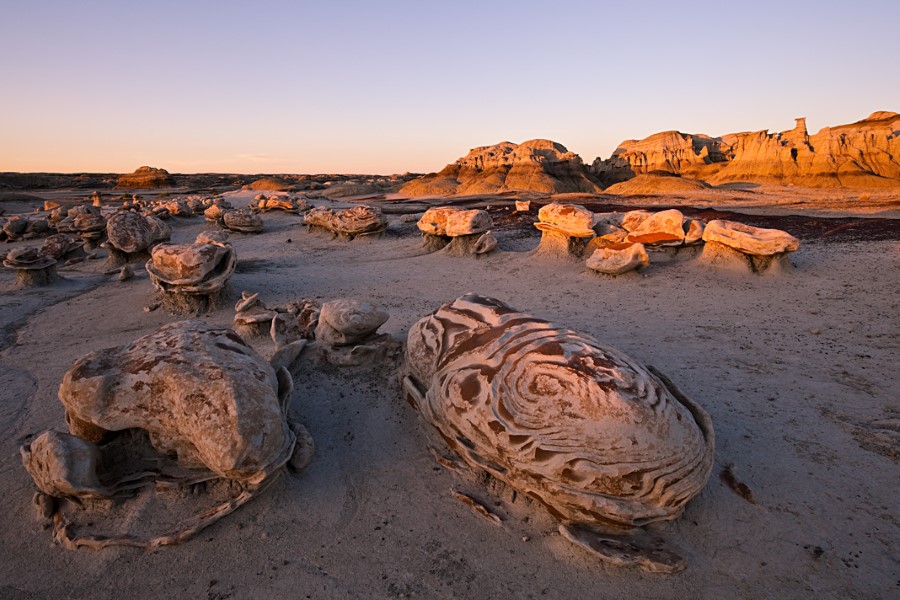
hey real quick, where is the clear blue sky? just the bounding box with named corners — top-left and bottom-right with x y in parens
top-left (1, 0), bottom-right (897, 174)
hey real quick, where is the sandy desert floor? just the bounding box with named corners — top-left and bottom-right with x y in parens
top-left (0, 189), bottom-right (898, 599)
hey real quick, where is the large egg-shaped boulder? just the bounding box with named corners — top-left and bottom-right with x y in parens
top-left (59, 321), bottom-right (295, 482)
top-left (106, 211), bottom-right (154, 253)
top-left (404, 293), bottom-right (714, 530)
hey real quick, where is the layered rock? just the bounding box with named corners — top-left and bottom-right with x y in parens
top-left (401, 139), bottom-right (602, 196)
top-left (592, 112), bottom-right (900, 188)
top-left (700, 219), bottom-right (800, 274)
top-left (116, 166), bottom-right (176, 189)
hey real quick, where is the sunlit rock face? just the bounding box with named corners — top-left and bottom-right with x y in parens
top-left (592, 112), bottom-right (900, 188)
top-left (700, 219), bottom-right (800, 274)
top-left (116, 166), bottom-right (176, 189)
top-left (401, 139), bottom-right (602, 196)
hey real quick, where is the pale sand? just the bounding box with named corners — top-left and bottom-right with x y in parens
top-left (0, 190), bottom-right (897, 599)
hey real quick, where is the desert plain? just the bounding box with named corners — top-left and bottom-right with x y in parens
top-left (1, 110), bottom-right (900, 599)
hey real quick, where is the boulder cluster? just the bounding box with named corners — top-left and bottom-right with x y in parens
top-left (531, 203), bottom-right (799, 275)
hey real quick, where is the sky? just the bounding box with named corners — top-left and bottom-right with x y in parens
top-left (1, 0), bottom-right (898, 175)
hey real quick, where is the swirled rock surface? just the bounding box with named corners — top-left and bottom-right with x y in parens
top-left (702, 220), bottom-right (799, 256)
top-left (106, 211), bottom-right (155, 253)
top-left (404, 294), bottom-right (715, 531)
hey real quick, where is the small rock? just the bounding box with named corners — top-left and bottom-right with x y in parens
top-left (118, 264), bottom-right (134, 281)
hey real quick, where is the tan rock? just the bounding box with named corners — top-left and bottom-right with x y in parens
top-left (535, 203), bottom-right (595, 237)
top-left (417, 207), bottom-right (459, 235)
top-left (330, 206), bottom-right (386, 236)
top-left (623, 209), bottom-right (686, 246)
top-left (702, 219), bottom-right (799, 255)
top-left (593, 112), bottom-right (900, 188)
top-left (116, 166), bottom-right (176, 189)
top-left (418, 207), bottom-right (492, 237)
top-left (59, 321), bottom-right (294, 481)
top-left (586, 242), bottom-right (650, 274)
top-left (400, 139), bottom-right (602, 196)
top-left (315, 299), bottom-right (388, 346)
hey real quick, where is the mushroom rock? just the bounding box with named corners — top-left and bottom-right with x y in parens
top-left (116, 166), bottom-right (176, 189)
top-left (40, 233), bottom-right (84, 261)
top-left (20, 320), bottom-right (313, 548)
top-left (330, 206), bottom-right (387, 238)
top-left (3, 246), bottom-right (59, 287)
top-left (585, 242), bottom-right (650, 275)
top-left (700, 220), bottom-right (800, 274)
top-left (403, 294), bottom-right (714, 572)
top-left (417, 207), bottom-right (496, 256)
top-left (146, 240), bottom-right (236, 313)
top-left (2, 217), bottom-right (30, 241)
top-left (532, 203), bottom-right (596, 259)
top-left (222, 209), bottom-right (263, 233)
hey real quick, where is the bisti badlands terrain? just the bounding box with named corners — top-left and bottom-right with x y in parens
top-left (0, 111), bottom-right (898, 599)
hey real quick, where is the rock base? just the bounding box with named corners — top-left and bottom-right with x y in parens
top-left (15, 265), bottom-right (59, 288)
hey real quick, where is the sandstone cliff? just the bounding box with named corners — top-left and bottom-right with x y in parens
top-left (400, 139), bottom-right (602, 196)
top-left (592, 112), bottom-right (900, 188)
top-left (116, 166), bottom-right (176, 189)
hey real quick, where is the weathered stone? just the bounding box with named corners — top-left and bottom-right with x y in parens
top-left (400, 139), bottom-right (602, 196)
top-left (315, 299), bottom-right (388, 346)
top-left (222, 210), bottom-right (263, 233)
top-left (403, 294), bottom-right (714, 570)
top-left (106, 211), bottom-right (154, 254)
top-left (535, 203), bottom-right (595, 237)
top-left (702, 219), bottom-right (800, 255)
top-left (146, 241), bottom-right (236, 295)
top-left (586, 242), bottom-right (650, 274)
top-left (330, 206), bottom-right (386, 236)
top-left (623, 209), bottom-right (686, 246)
top-left (59, 321), bottom-right (294, 480)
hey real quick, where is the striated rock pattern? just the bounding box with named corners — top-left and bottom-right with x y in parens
top-left (304, 206), bottom-right (387, 238)
top-left (116, 166), bottom-right (176, 189)
top-left (146, 240), bottom-right (236, 295)
top-left (699, 220), bottom-right (799, 274)
top-left (401, 139), bottom-right (602, 196)
top-left (592, 112), bottom-right (900, 188)
top-left (404, 294), bottom-right (715, 534)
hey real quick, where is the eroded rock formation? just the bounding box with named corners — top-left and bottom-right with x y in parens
top-left (403, 294), bottom-right (715, 572)
top-left (401, 139), bottom-right (602, 196)
top-left (116, 166), bottom-right (176, 189)
top-left (592, 112), bottom-right (900, 188)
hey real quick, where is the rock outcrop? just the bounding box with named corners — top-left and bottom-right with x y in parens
top-left (592, 112), bottom-right (900, 188)
top-left (116, 166), bottom-right (176, 189)
top-left (401, 139), bottom-right (602, 196)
